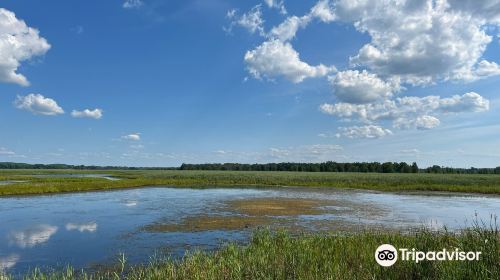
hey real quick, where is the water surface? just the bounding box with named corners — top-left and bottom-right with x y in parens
top-left (0, 187), bottom-right (498, 274)
top-left (29, 174), bottom-right (120, 181)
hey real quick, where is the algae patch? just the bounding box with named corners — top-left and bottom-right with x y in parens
top-left (225, 198), bottom-right (329, 216)
top-left (143, 215), bottom-right (276, 232)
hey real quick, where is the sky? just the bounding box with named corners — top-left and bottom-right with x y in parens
top-left (0, 0), bottom-right (499, 168)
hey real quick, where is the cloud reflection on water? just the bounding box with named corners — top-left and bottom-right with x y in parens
top-left (8, 224), bottom-right (58, 248)
top-left (0, 254), bottom-right (19, 271)
top-left (65, 222), bottom-right (98, 233)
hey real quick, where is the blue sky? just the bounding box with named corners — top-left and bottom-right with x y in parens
top-left (0, 0), bottom-right (499, 167)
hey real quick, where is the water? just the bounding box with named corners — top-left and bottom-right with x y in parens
top-left (0, 187), bottom-right (498, 274)
top-left (0, 181), bottom-right (25, 186)
top-left (29, 174), bottom-right (120, 181)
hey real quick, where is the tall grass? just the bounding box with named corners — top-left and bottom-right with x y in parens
top-left (1, 170), bottom-right (500, 196)
top-left (3, 224), bottom-right (498, 280)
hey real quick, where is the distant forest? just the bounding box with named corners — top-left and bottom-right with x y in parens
top-left (1, 161), bottom-right (500, 174)
top-left (180, 162), bottom-right (500, 174)
top-left (0, 162), bottom-right (175, 171)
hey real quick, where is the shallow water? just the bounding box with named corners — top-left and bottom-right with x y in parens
top-left (29, 174), bottom-right (120, 180)
top-left (0, 181), bottom-right (25, 186)
top-left (0, 187), bottom-right (498, 274)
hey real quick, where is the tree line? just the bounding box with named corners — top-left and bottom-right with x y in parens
top-left (1, 161), bottom-right (499, 174)
top-left (180, 162), bottom-right (500, 174)
top-left (180, 162), bottom-right (419, 173)
top-left (0, 162), bottom-right (175, 170)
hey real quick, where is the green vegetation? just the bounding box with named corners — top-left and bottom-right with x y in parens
top-left (3, 161), bottom-right (500, 174)
top-left (3, 226), bottom-right (498, 280)
top-left (1, 169), bottom-right (500, 196)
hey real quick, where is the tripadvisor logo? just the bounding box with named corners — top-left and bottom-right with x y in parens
top-left (375, 244), bottom-right (398, 267)
top-left (375, 244), bottom-right (482, 267)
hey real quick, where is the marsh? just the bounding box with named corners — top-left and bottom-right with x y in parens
top-left (0, 186), bottom-right (498, 274)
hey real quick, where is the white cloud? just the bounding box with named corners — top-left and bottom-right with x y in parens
top-left (439, 92), bottom-right (490, 113)
top-left (268, 16), bottom-right (311, 41)
top-left (309, 0), bottom-right (336, 22)
top-left (329, 70), bottom-right (399, 104)
top-left (71, 108), bottom-right (103, 119)
top-left (471, 60), bottom-right (500, 79)
top-left (264, 144), bottom-right (343, 161)
top-left (9, 225), bottom-right (58, 248)
top-left (225, 5), bottom-right (265, 36)
top-left (264, 0), bottom-right (287, 15)
top-left (338, 0), bottom-right (500, 84)
top-left (123, 0), bottom-right (143, 9)
top-left (130, 144), bottom-right (144, 149)
top-left (447, 0), bottom-right (500, 24)
top-left (121, 133), bottom-right (141, 141)
top-left (14, 94), bottom-right (64, 116)
top-left (245, 39), bottom-right (336, 83)
top-left (320, 92), bottom-right (489, 130)
top-left (0, 8), bottom-right (51, 86)
top-left (394, 115), bottom-right (441, 130)
top-left (267, 1), bottom-right (336, 42)
top-left (208, 144), bottom-right (343, 163)
top-left (65, 222), bottom-right (97, 233)
top-left (0, 147), bottom-right (15, 155)
top-left (337, 125), bottom-right (393, 139)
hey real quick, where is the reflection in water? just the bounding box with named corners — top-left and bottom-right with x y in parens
top-left (30, 174), bottom-right (119, 180)
top-left (125, 201), bottom-right (138, 207)
top-left (0, 187), bottom-right (497, 274)
top-left (8, 225), bottom-right (58, 248)
top-left (65, 222), bottom-right (98, 233)
top-left (0, 254), bottom-right (19, 271)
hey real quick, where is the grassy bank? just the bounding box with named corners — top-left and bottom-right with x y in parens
top-left (1, 169), bottom-right (500, 196)
top-left (3, 226), bottom-right (498, 280)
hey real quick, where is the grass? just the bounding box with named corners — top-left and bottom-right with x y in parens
top-left (3, 225), bottom-right (498, 280)
top-left (1, 169), bottom-right (500, 196)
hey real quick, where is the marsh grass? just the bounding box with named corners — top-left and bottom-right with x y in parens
top-left (3, 224), bottom-right (498, 280)
top-left (1, 170), bottom-right (500, 196)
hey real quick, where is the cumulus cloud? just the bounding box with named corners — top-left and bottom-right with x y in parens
top-left (264, 0), bottom-right (287, 15)
top-left (439, 92), bottom-right (490, 113)
top-left (0, 8), bottom-right (51, 86)
top-left (329, 70), bottom-right (399, 104)
top-left (394, 115), bottom-right (441, 130)
top-left (471, 60), bottom-right (500, 79)
top-left (9, 225), bottom-right (58, 248)
top-left (229, 0), bottom-right (343, 83)
top-left (337, 0), bottom-right (500, 84)
top-left (320, 91), bottom-right (489, 130)
top-left (121, 133), bottom-right (141, 141)
top-left (123, 0), bottom-right (143, 9)
top-left (245, 39), bottom-right (336, 83)
top-left (231, 0), bottom-right (498, 138)
top-left (225, 5), bottom-right (265, 36)
top-left (336, 125), bottom-right (393, 139)
top-left (71, 108), bottom-right (103, 119)
top-left (309, 0), bottom-right (336, 22)
top-left (447, 0), bottom-right (500, 24)
top-left (268, 16), bottom-right (311, 41)
top-left (267, 1), bottom-right (336, 42)
top-left (14, 94), bottom-right (64, 116)
top-left (65, 222), bottom-right (97, 233)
